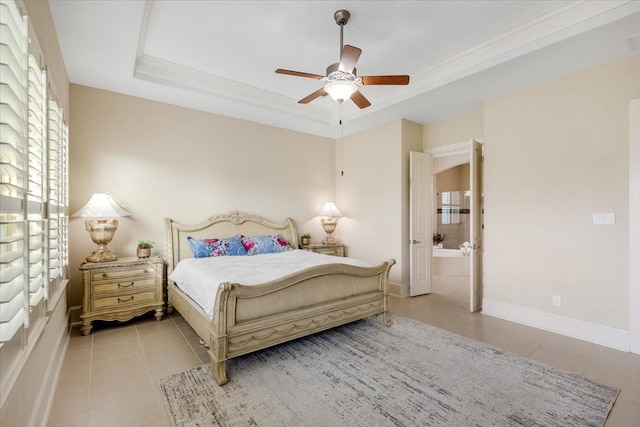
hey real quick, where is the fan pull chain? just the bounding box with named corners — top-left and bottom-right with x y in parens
top-left (340, 103), bottom-right (344, 176)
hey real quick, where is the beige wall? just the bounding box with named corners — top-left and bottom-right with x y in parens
top-left (422, 54), bottom-right (640, 344)
top-left (423, 108), bottom-right (483, 150)
top-left (483, 54), bottom-right (640, 330)
top-left (334, 119), bottom-right (422, 287)
top-left (69, 85), bottom-right (335, 309)
top-left (436, 164), bottom-right (470, 192)
top-left (335, 120), bottom-right (402, 281)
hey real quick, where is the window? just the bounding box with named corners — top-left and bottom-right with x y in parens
top-left (0, 0), bottom-right (69, 402)
top-left (0, 0), bottom-right (29, 344)
top-left (441, 191), bottom-right (461, 225)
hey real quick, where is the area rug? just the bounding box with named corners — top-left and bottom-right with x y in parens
top-left (159, 316), bottom-right (618, 427)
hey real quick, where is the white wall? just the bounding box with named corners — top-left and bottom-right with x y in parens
top-left (69, 85), bottom-right (335, 311)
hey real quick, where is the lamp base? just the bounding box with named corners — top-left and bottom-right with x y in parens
top-left (85, 247), bottom-right (118, 263)
top-left (85, 219), bottom-right (119, 263)
top-left (322, 235), bottom-right (337, 244)
top-left (320, 216), bottom-right (339, 245)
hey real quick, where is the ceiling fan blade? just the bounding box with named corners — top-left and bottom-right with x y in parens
top-left (338, 45), bottom-right (362, 74)
top-left (361, 75), bottom-right (410, 85)
top-left (298, 88), bottom-right (327, 104)
top-left (275, 69), bottom-right (324, 80)
top-left (350, 90), bottom-right (371, 109)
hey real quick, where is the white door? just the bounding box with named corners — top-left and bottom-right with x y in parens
top-left (410, 151), bottom-right (432, 296)
top-left (470, 140), bottom-right (483, 311)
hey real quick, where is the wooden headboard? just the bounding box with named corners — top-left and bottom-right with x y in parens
top-left (164, 211), bottom-right (299, 274)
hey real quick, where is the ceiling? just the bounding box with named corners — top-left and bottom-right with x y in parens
top-left (48, 1), bottom-right (640, 139)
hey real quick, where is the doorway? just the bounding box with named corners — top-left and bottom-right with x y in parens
top-left (432, 155), bottom-right (471, 309)
top-left (429, 140), bottom-right (483, 312)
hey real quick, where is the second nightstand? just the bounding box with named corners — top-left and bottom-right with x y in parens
top-left (80, 256), bottom-right (165, 335)
top-left (302, 243), bottom-right (345, 257)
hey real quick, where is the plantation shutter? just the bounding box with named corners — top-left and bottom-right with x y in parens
top-left (61, 123), bottom-right (69, 268)
top-left (27, 52), bottom-right (46, 306)
top-left (47, 98), bottom-right (64, 301)
top-left (0, 0), bottom-right (29, 342)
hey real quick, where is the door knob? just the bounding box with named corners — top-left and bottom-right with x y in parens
top-left (412, 240), bottom-right (421, 244)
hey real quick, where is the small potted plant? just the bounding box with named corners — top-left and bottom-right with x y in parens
top-left (300, 233), bottom-right (311, 246)
top-left (136, 240), bottom-right (154, 258)
top-left (432, 233), bottom-right (445, 248)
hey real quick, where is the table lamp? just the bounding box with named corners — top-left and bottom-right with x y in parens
top-left (319, 202), bottom-right (342, 244)
top-left (72, 193), bottom-right (130, 262)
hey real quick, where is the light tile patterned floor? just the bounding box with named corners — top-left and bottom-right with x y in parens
top-left (48, 276), bottom-right (640, 426)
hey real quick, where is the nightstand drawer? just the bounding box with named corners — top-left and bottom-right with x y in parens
top-left (315, 247), bottom-right (344, 256)
top-left (93, 290), bottom-right (157, 310)
top-left (91, 266), bottom-right (156, 281)
top-left (92, 277), bottom-right (156, 294)
top-left (303, 243), bottom-right (346, 257)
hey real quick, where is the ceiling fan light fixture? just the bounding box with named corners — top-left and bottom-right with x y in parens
top-left (324, 80), bottom-right (357, 102)
top-left (276, 10), bottom-right (408, 109)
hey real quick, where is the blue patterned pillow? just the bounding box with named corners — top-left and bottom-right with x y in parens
top-left (241, 234), bottom-right (293, 255)
top-left (187, 235), bottom-right (247, 258)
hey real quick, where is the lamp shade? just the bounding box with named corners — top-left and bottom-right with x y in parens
top-left (72, 193), bottom-right (130, 218)
top-left (319, 202), bottom-right (342, 217)
top-left (324, 81), bottom-right (357, 102)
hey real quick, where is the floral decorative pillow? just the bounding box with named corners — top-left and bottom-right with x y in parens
top-left (241, 234), bottom-right (293, 255)
top-left (187, 235), bottom-right (247, 258)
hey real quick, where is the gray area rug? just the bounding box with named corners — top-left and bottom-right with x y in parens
top-left (159, 316), bottom-right (618, 426)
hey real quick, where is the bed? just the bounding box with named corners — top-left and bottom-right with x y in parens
top-left (165, 211), bottom-right (395, 385)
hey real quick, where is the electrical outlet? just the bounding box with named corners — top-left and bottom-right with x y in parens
top-left (552, 295), bottom-right (562, 307)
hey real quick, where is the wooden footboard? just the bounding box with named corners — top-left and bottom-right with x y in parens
top-left (208, 260), bottom-right (395, 385)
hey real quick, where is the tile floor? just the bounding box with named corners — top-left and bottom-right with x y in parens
top-left (49, 275), bottom-right (640, 426)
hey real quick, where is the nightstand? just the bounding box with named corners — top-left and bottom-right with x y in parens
top-left (80, 256), bottom-right (165, 335)
top-left (302, 243), bottom-right (345, 257)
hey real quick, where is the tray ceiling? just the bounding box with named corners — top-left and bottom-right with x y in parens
top-left (49, 1), bottom-right (640, 138)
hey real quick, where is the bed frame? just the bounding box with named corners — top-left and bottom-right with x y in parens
top-left (165, 211), bottom-right (395, 385)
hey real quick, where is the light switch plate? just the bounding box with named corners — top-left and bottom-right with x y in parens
top-left (593, 213), bottom-right (615, 225)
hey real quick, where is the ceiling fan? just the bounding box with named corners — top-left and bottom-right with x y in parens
top-left (275, 9), bottom-right (410, 109)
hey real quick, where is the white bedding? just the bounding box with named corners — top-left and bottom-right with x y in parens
top-left (169, 249), bottom-right (371, 317)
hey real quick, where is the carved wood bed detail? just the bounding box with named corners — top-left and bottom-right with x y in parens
top-left (165, 211), bottom-right (395, 385)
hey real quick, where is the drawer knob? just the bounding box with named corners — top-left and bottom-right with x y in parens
top-left (118, 282), bottom-right (134, 289)
top-left (102, 273), bottom-right (108, 278)
top-left (117, 296), bottom-right (134, 303)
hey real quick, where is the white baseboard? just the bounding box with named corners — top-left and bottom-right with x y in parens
top-left (389, 282), bottom-right (409, 297)
top-left (482, 298), bottom-right (630, 352)
top-left (38, 314), bottom-right (70, 427)
top-left (68, 305), bottom-right (82, 324)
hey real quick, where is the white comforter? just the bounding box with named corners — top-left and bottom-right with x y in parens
top-left (169, 249), bottom-right (371, 317)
